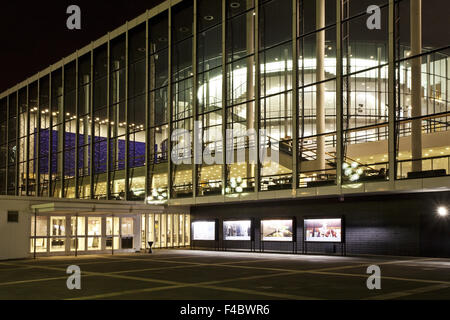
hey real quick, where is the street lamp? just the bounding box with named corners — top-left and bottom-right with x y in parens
top-left (437, 206), bottom-right (448, 217)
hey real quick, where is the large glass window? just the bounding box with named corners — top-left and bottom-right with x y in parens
top-left (128, 24), bottom-right (147, 200)
top-left (339, 1), bottom-right (389, 185)
top-left (7, 93), bottom-right (17, 195)
top-left (18, 88), bottom-right (28, 196)
top-left (38, 76), bottom-right (50, 197)
top-left (298, 1), bottom-right (337, 188)
top-left (226, 0), bottom-right (256, 194)
top-left (258, 0), bottom-right (293, 191)
top-left (93, 45), bottom-right (109, 200)
top-left (394, 0), bottom-right (450, 180)
top-left (64, 63), bottom-right (77, 198)
top-left (77, 55), bottom-right (92, 199)
top-left (109, 36), bottom-right (127, 200)
top-left (50, 69), bottom-right (63, 198)
top-left (148, 12), bottom-right (170, 201)
top-left (197, 0), bottom-right (224, 196)
top-left (171, 0), bottom-right (194, 199)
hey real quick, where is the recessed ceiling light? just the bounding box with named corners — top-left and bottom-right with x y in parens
top-left (179, 27), bottom-right (190, 33)
top-left (204, 16), bottom-right (214, 21)
top-left (230, 2), bottom-right (241, 9)
top-left (158, 37), bottom-right (168, 42)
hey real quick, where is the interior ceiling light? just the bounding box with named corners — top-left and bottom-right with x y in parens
top-left (230, 2), bottom-right (241, 9)
top-left (158, 37), bottom-right (168, 42)
top-left (179, 27), bottom-right (190, 33)
top-left (204, 16), bottom-right (214, 21)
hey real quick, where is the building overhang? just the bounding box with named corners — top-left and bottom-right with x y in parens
top-left (30, 201), bottom-right (166, 215)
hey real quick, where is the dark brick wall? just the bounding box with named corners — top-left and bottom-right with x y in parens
top-left (190, 191), bottom-right (450, 257)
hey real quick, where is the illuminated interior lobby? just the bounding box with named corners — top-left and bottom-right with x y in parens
top-left (0, 0), bottom-right (449, 259)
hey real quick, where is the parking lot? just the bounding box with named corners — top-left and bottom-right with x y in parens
top-left (0, 250), bottom-right (449, 300)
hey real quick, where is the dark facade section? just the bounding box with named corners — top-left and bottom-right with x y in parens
top-left (191, 191), bottom-right (450, 257)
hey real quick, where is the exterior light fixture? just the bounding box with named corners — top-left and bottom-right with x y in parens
top-left (437, 206), bottom-right (448, 217)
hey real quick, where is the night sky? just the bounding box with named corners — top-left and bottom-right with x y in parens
top-left (0, 0), bottom-right (449, 93)
top-left (0, 0), bottom-right (163, 92)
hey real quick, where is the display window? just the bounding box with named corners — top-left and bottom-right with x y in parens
top-left (304, 218), bottom-right (343, 243)
top-left (192, 221), bottom-right (216, 241)
top-left (223, 220), bottom-right (252, 241)
top-left (261, 219), bottom-right (294, 242)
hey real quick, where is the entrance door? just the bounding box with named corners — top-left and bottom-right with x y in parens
top-left (70, 216), bottom-right (86, 252)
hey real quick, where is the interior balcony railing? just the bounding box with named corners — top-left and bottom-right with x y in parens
top-left (397, 154), bottom-right (450, 180)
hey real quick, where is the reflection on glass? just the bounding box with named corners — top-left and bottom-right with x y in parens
top-left (192, 221), bottom-right (216, 241)
top-left (31, 216), bottom-right (48, 237)
top-left (261, 220), bottom-right (293, 242)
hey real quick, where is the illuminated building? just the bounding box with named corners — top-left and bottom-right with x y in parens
top-left (0, 0), bottom-right (449, 259)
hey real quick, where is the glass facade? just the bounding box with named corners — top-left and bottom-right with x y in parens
top-left (1, 0), bottom-right (449, 202)
top-left (141, 213), bottom-right (190, 249)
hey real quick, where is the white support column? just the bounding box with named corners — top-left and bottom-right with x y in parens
top-left (411, 0), bottom-right (422, 172)
top-left (316, 0), bottom-right (326, 172)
